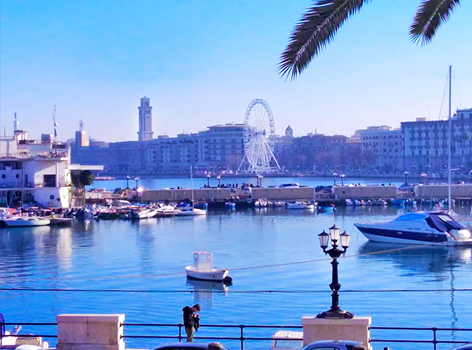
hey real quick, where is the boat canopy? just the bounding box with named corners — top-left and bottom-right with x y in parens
top-left (193, 251), bottom-right (213, 270)
top-left (426, 213), bottom-right (464, 232)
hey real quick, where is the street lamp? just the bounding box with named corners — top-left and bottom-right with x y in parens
top-left (404, 171), bottom-right (409, 184)
top-left (126, 175), bottom-right (130, 189)
top-left (421, 173), bottom-right (427, 185)
top-left (217, 175), bottom-right (221, 188)
top-left (317, 225), bottom-right (354, 319)
top-left (333, 172), bottom-right (338, 186)
top-left (135, 177), bottom-right (140, 189)
top-left (257, 174), bottom-right (263, 187)
top-left (206, 174), bottom-right (211, 187)
top-left (340, 174), bottom-right (345, 186)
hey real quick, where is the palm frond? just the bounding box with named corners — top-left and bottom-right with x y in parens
top-left (410, 0), bottom-right (460, 46)
top-left (279, 0), bottom-right (371, 80)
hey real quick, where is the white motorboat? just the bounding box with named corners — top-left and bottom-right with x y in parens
top-left (185, 251), bottom-right (232, 283)
top-left (355, 211), bottom-right (472, 246)
top-left (255, 199), bottom-right (268, 208)
top-left (174, 203), bottom-right (207, 216)
top-left (286, 201), bottom-right (315, 210)
top-left (0, 216), bottom-right (50, 227)
top-left (175, 207), bottom-right (207, 216)
top-left (154, 205), bottom-right (177, 217)
top-left (131, 208), bottom-right (158, 219)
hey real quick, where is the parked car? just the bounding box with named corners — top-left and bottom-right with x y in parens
top-left (154, 343), bottom-right (229, 350)
top-left (301, 340), bottom-right (365, 350)
top-left (279, 183), bottom-right (299, 188)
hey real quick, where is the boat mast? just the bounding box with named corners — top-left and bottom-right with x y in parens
top-left (448, 65), bottom-right (452, 210)
top-left (190, 165), bottom-right (194, 208)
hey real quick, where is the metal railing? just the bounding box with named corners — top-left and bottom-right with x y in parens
top-left (1, 322), bottom-right (471, 349)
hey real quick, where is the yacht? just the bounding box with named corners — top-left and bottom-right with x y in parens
top-left (355, 211), bottom-right (472, 246)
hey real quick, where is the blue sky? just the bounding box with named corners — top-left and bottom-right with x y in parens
top-left (1, 0), bottom-right (471, 142)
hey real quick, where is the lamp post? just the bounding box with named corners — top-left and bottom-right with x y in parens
top-left (421, 173), bottom-right (427, 185)
top-left (340, 174), bottom-right (345, 186)
top-left (257, 174), bottom-right (263, 187)
top-left (126, 175), bottom-right (130, 189)
top-left (206, 174), bottom-right (211, 187)
top-left (317, 225), bottom-right (354, 319)
top-left (217, 175), bottom-right (221, 188)
top-left (404, 171), bottom-right (409, 184)
top-left (333, 172), bottom-right (338, 186)
top-left (135, 177), bottom-right (140, 189)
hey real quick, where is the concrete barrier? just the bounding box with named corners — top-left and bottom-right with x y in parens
top-left (302, 316), bottom-right (371, 349)
top-left (141, 188), bottom-right (232, 202)
top-left (333, 186), bottom-right (396, 199)
top-left (252, 187), bottom-right (315, 200)
top-left (415, 184), bottom-right (472, 199)
top-left (57, 314), bottom-right (125, 350)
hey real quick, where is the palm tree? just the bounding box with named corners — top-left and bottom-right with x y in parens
top-left (279, 0), bottom-right (461, 79)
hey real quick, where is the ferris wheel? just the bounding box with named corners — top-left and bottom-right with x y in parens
top-left (240, 98), bottom-right (280, 173)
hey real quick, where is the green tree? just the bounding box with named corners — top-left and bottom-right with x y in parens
top-left (71, 170), bottom-right (95, 189)
top-left (279, 0), bottom-right (461, 79)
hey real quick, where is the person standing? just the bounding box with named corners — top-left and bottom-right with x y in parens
top-left (182, 304), bottom-right (200, 342)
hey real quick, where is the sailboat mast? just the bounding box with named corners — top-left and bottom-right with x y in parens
top-left (448, 65), bottom-right (452, 209)
top-left (190, 165), bottom-right (194, 207)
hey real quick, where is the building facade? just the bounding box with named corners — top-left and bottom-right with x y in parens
top-left (356, 126), bottom-right (403, 172)
top-left (402, 108), bottom-right (472, 175)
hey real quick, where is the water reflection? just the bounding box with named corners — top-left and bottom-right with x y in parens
top-left (358, 241), bottom-right (472, 276)
top-left (186, 279), bottom-right (228, 307)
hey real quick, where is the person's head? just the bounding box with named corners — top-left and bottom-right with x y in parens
top-left (192, 304), bottom-right (201, 312)
top-left (207, 342), bottom-right (224, 350)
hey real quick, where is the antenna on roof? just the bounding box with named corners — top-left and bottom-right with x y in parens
top-left (80, 120), bottom-right (84, 131)
top-left (14, 112), bottom-right (18, 131)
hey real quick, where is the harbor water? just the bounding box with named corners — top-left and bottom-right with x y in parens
top-left (1, 179), bottom-right (472, 349)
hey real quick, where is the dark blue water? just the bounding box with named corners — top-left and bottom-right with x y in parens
top-left (1, 206), bottom-right (472, 350)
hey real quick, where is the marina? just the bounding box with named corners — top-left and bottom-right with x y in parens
top-left (1, 205), bottom-right (472, 349)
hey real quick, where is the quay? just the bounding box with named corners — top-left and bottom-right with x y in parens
top-left (85, 184), bottom-right (472, 208)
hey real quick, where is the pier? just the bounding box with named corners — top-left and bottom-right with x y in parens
top-left (85, 184), bottom-right (472, 207)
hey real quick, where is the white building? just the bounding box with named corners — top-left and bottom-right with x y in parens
top-left (356, 125), bottom-right (403, 171)
top-left (401, 108), bottom-right (472, 174)
top-left (0, 132), bottom-right (103, 208)
top-left (138, 96), bottom-right (153, 141)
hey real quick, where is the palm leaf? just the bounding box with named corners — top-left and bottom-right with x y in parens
top-left (410, 0), bottom-right (460, 45)
top-left (279, 0), bottom-right (371, 80)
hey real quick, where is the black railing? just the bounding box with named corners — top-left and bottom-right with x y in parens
top-left (1, 322), bottom-right (472, 349)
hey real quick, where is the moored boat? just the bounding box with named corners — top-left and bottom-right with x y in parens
top-left (0, 216), bottom-right (50, 227)
top-left (355, 211), bottom-right (472, 246)
top-left (286, 201), bottom-right (315, 210)
top-left (185, 251), bottom-right (232, 283)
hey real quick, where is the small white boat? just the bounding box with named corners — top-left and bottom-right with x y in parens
top-left (255, 199), bottom-right (268, 208)
top-left (0, 216), bottom-right (50, 227)
top-left (174, 203), bottom-right (207, 216)
top-left (286, 201), bottom-right (315, 210)
top-left (372, 199), bottom-right (388, 206)
top-left (185, 251), bottom-right (232, 283)
top-left (154, 205), bottom-right (177, 217)
top-left (132, 208), bottom-right (158, 219)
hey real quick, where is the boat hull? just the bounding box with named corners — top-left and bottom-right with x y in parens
top-left (185, 266), bottom-right (229, 281)
top-left (355, 224), bottom-right (472, 246)
top-left (1, 218), bottom-right (51, 227)
top-left (175, 208), bottom-right (207, 216)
